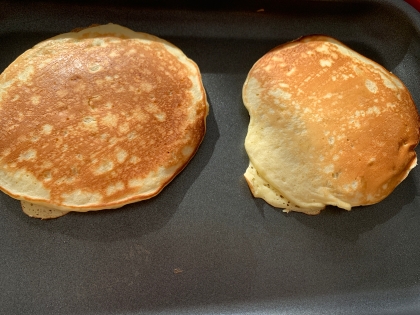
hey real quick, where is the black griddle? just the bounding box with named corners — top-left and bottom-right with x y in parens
top-left (1, 1), bottom-right (420, 314)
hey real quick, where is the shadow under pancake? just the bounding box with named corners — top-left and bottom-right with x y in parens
top-left (287, 174), bottom-right (417, 242)
top-left (7, 91), bottom-right (219, 242)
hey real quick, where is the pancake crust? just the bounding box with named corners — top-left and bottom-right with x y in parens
top-left (243, 35), bottom-right (419, 214)
top-left (0, 24), bottom-right (208, 216)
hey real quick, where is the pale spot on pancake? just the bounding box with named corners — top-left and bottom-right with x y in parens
top-left (182, 145), bottom-right (194, 157)
top-left (351, 119), bottom-right (361, 128)
top-left (116, 149), bottom-right (128, 163)
top-left (11, 94), bottom-right (20, 102)
top-left (272, 56), bottom-right (284, 62)
top-left (81, 116), bottom-right (98, 132)
top-left (94, 160), bottom-right (114, 175)
top-left (105, 102), bottom-right (113, 109)
top-left (390, 75), bottom-right (403, 89)
top-left (126, 48), bottom-right (137, 56)
top-left (0, 148), bottom-right (11, 159)
top-left (105, 76), bottom-right (113, 81)
top-left (355, 110), bottom-right (365, 118)
top-left (352, 65), bottom-right (363, 75)
top-left (129, 156), bottom-right (139, 164)
top-left (365, 79), bottom-right (378, 93)
top-left (387, 102), bottom-right (396, 109)
top-left (368, 157), bottom-right (376, 166)
top-left (367, 106), bottom-right (381, 116)
top-left (328, 137), bottom-right (335, 145)
top-left (128, 169), bottom-right (159, 193)
top-left (101, 112), bottom-right (118, 128)
top-left (269, 88), bottom-right (291, 100)
top-left (62, 189), bottom-right (102, 206)
top-left (42, 124), bottom-right (53, 135)
top-left (264, 65), bottom-right (273, 72)
top-left (320, 59), bottom-right (332, 67)
top-left (88, 95), bottom-right (101, 110)
top-left (342, 74), bottom-right (349, 80)
top-left (73, 59), bottom-right (82, 68)
top-left (56, 89), bottom-right (68, 97)
top-left (141, 81), bottom-right (153, 93)
top-left (18, 149), bottom-right (37, 162)
top-left (74, 81), bottom-right (86, 92)
top-left (61, 144), bottom-right (69, 152)
top-left (319, 155), bottom-right (325, 162)
top-left (382, 183), bottom-right (388, 190)
top-left (146, 103), bottom-right (159, 114)
top-left (279, 83), bottom-right (289, 88)
top-left (92, 38), bottom-right (106, 47)
top-left (332, 75), bottom-right (337, 81)
top-left (109, 51), bottom-right (119, 58)
top-left (315, 44), bottom-right (329, 53)
top-left (88, 63), bottom-right (102, 73)
top-left (119, 122), bottom-right (130, 134)
top-left (324, 164), bottom-right (334, 173)
top-left (18, 65), bottom-right (34, 81)
top-left (376, 72), bottom-right (396, 90)
top-left (106, 181), bottom-right (124, 196)
top-left (333, 154), bottom-right (339, 161)
top-left (286, 68), bottom-right (296, 76)
top-left (323, 93), bottom-right (333, 99)
top-left (0, 80), bottom-right (13, 100)
top-left (154, 113), bottom-right (166, 122)
top-left (109, 137), bottom-right (118, 145)
top-left (127, 131), bottom-right (137, 141)
top-left (130, 165), bottom-right (182, 194)
top-left (31, 95), bottom-right (41, 105)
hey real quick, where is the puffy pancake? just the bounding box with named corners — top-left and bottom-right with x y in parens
top-left (243, 35), bottom-right (419, 215)
top-left (0, 23), bottom-right (208, 218)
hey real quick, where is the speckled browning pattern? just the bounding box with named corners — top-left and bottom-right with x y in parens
top-left (0, 24), bottom-right (208, 212)
top-left (243, 35), bottom-right (419, 214)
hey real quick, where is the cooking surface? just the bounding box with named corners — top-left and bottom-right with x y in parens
top-left (1, 1), bottom-right (420, 314)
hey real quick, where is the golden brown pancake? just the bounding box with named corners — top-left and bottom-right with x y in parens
top-left (0, 23), bottom-right (208, 218)
top-left (243, 35), bottom-right (419, 215)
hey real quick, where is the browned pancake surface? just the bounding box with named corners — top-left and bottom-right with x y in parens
top-left (0, 24), bottom-right (208, 211)
top-left (243, 35), bottom-right (419, 213)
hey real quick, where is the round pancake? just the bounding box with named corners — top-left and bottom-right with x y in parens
top-left (0, 23), bottom-right (208, 216)
top-left (243, 35), bottom-right (419, 215)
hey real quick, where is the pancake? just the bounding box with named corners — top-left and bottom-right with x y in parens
top-left (243, 35), bottom-right (419, 215)
top-left (0, 23), bottom-right (208, 218)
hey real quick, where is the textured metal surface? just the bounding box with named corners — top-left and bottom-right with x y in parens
top-left (0, 1), bottom-right (419, 314)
